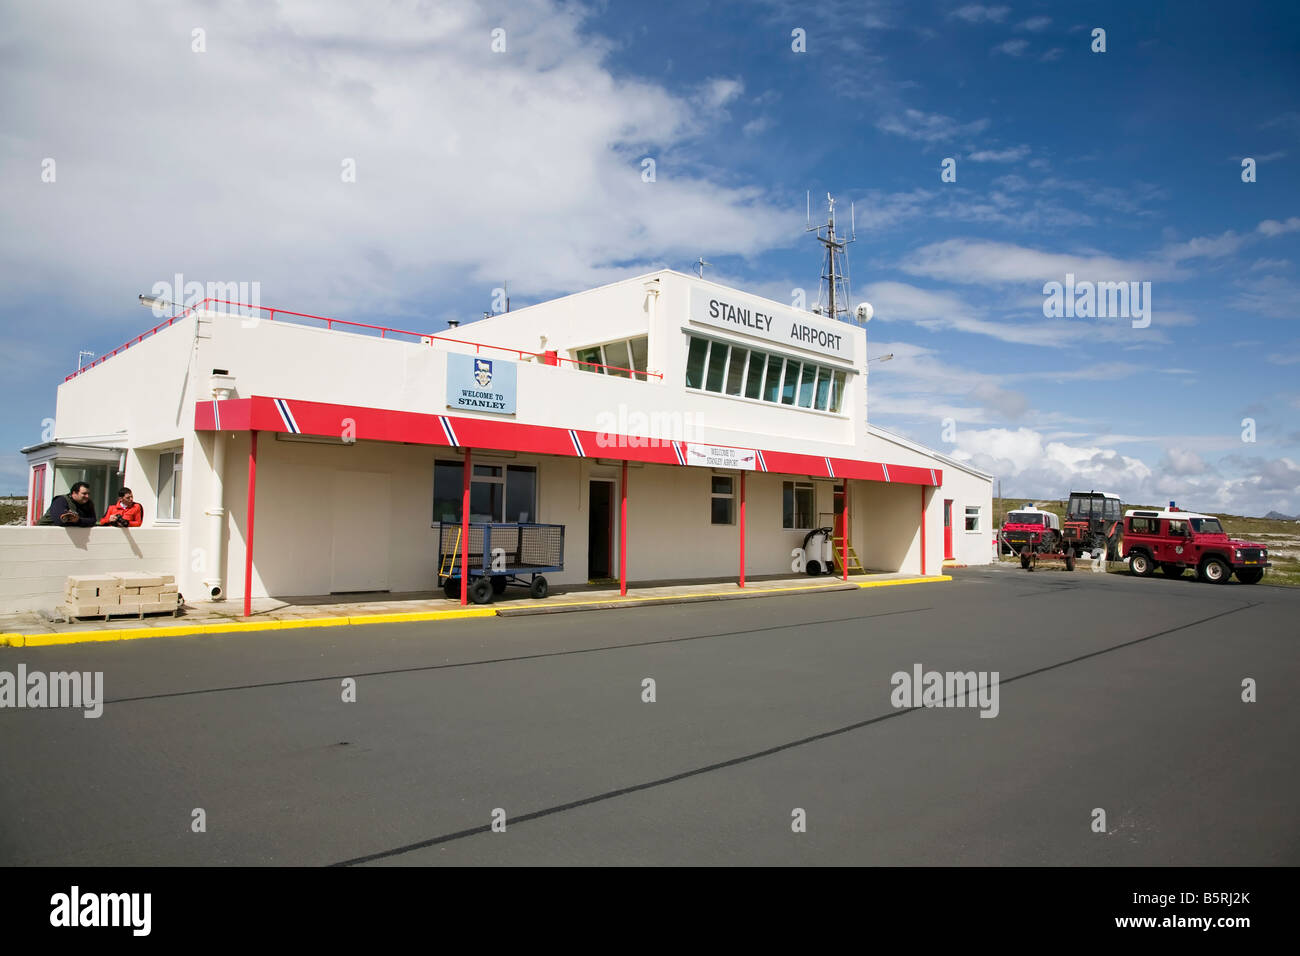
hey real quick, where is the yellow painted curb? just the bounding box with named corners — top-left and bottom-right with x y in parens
top-left (856, 574), bottom-right (952, 589)
top-left (528, 580), bottom-right (854, 610)
top-left (3, 608), bottom-right (495, 648)
top-left (347, 609), bottom-right (496, 625)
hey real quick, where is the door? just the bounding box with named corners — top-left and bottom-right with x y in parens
top-left (943, 499), bottom-right (954, 560)
top-left (588, 480), bottom-right (614, 579)
top-left (331, 471), bottom-right (391, 593)
top-left (30, 464), bottom-right (46, 525)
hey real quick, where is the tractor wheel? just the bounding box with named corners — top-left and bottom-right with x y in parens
top-left (1161, 563), bottom-right (1183, 577)
top-left (1020, 547), bottom-right (1031, 570)
top-left (1064, 549), bottom-right (1075, 572)
top-left (1236, 568), bottom-right (1264, 585)
top-left (1129, 552), bottom-right (1154, 577)
top-left (1199, 556), bottom-right (1231, 584)
top-left (491, 576), bottom-right (508, 596)
top-left (469, 577), bottom-right (494, 604)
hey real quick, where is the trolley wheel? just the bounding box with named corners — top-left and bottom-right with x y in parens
top-left (1064, 549), bottom-right (1075, 572)
top-left (806, 559), bottom-right (822, 576)
top-left (443, 577), bottom-right (459, 600)
top-left (529, 575), bottom-right (549, 599)
top-left (491, 576), bottom-right (508, 596)
top-left (469, 577), bottom-right (494, 605)
top-left (1236, 568), bottom-right (1263, 584)
top-left (1019, 547), bottom-right (1031, 570)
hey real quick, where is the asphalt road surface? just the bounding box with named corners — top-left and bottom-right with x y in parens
top-left (2, 564), bottom-right (1296, 866)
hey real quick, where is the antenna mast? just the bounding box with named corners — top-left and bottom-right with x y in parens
top-left (806, 192), bottom-right (856, 322)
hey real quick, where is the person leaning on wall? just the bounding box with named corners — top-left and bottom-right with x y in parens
top-left (99, 487), bottom-right (143, 528)
top-left (36, 481), bottom-right (98, 527)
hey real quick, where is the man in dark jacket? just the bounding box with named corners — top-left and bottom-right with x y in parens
top-left (38, 482), bottom-right (98, 527)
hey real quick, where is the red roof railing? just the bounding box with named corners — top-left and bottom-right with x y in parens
top-left (65, 298), bottom-right (663, 381)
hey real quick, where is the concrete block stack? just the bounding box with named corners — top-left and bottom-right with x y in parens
top-left (64, 572), bottom-right (180, 619)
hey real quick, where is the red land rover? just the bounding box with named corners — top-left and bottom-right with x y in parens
top-left (1121, 507), bottom-right (1270, 584)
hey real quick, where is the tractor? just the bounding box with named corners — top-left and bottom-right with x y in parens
top-left (1061, 490), bottom-right (1124, 560)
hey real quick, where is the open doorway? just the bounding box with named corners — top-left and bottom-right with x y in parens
top-left (588, 479), bottom-right (615, 580)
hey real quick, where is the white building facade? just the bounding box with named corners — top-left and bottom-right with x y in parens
top-left (13, 270), bottom-right (993, 614)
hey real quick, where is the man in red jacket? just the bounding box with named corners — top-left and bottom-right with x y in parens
top-left (100, 488), bottom-right (143, 528)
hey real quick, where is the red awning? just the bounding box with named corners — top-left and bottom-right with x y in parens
top-left (195, 396), bottom-right (941, 486)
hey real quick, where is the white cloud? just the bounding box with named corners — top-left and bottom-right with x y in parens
top-left (968, 146), bottom-right (1030, 162)
top-left (950, 5), bottom-right (1010, 23)
top-left (876, 109), bottom-right (990, 143)
top-left (1257, 217), bottom-right (1300, 237)
top-left (0, 0), bottom-right (793, 322)
top-left (1017, 17), bottom-right (1052, 32)
top-left (993, 38), bottom-right (1029, 56)
top-left (899, 239), bottom-right (1168, 285)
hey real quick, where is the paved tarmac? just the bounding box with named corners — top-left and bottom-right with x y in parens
top-left (1, 564), bottom-right (1295, 865)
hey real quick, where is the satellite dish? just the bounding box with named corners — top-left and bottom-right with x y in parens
top-left (854, 302), bottom-right (873, 323)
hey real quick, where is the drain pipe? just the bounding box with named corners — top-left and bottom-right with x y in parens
top-left (203, 371), bottom-right (236, 600)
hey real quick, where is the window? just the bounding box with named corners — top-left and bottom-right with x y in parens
top-left (573, 336), bottom-right (650, 380)
top-left (705, 340), bottom-right (728, 392)
top-left (685, 337), bottom-right (709, 389)
top-left (156, 450), bottom-right (183, 520)
top-left (1128, 516), bottom-right (1158, 534)
top-left (813, 367), bottom-right (832, 411)
top-left (762, 354), bottom-right (783, 403)
top-left (54, 461), bottom-right (117, 520)
top-left (964, 505), bottom-right (980, 532)
top-left (744, 352), bottom-right (765, 399)
top-left (1167, 519), bottom-right (1187, 537)
top-left (797, 363), bottom-right (816, 408)
top-left (829, 370), bottom-right (846, 413)
top-left (433, 460), bottom-right (537, 523)
top-left (725, 347), bottom-right (747, 396)
top-left (783, 481), bottom-right (814, 529)
top-left (711, 476), bottom-right (735, 525)
top-left (684, 334), bottom-right (854, 414)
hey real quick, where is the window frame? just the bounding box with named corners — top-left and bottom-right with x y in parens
top-left (571, 336), bottom-right (651, 381)
top-left (782, 480), bottom-right (815, 531)
top-left (433, 459), bottom-right (538, 525)
top-left (684, 333), bottom-right (853, 416)
top-left (964, 505), bottom-right (981, 533)
top-left (710, 475), bottom-right (735, 526)
top-left (155, 449), bottom-right (183, 522)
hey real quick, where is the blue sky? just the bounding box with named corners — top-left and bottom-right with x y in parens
top-left (2, 0), bottom-right (1298, 514)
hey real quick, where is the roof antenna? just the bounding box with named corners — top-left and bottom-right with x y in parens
top-left (806, 192), bottom-right (858, 323)
top-left (695, 257), bottom-right (711, 278)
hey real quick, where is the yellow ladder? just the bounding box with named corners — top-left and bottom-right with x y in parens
top-left (439, 527), bottom-right (462, 580)
top-left (832, 534), bottom-right (865, 574)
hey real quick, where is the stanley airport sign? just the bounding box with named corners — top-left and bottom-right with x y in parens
top-left (688, 287), bottom-right (856, 363)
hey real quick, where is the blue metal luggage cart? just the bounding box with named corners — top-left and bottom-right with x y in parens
top-left (437, 522), bottom-right (566, 604)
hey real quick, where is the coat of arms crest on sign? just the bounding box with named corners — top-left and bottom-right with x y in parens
top-left (474, 359), bottom-right (493, 387)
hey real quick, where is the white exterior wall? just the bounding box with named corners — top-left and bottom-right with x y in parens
top-left (19, 271), bottom-right (993, 608)
top-left (865, 427), bottom-right (994, 567)
top-left (0, 526), bottom-right (179, 612)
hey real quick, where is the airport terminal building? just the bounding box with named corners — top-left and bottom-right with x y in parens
top-left (14, 270), bottom-right (993, 613)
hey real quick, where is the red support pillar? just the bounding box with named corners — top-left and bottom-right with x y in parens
top-left (842, 480), bottom-right (849, 581)
top-left (461, 449), bottom-right (472, 606)
top-left (920, 484), bottom-right (927, 576)
top-left (243, 431), bottom-right (258, 617)
top-left (619, 459), bottom-right (628, 596)
top-left (739, 469), bottom-right (746, 588)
